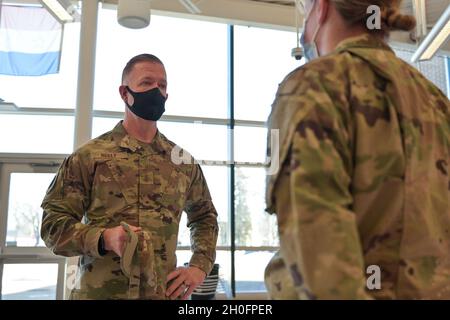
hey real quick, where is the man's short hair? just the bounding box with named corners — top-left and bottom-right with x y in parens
top-left (121, 54), bottom-right (164, 84)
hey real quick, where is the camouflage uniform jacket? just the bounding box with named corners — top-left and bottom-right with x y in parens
top-left (41, 121), bottom-right (219, 299)
top-left (265, 34), bottom-right (450, 299)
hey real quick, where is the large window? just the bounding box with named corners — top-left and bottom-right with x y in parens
top-left (234, 25), bottom-right (300, 122)
top-left (0, 161), bottom-right (66, 300)
top-left (0, 114), bottom-right (74, 154)
top-left (393, 44), bottom-right (449, 96)
top-left (91, 18), bottom-right (299, 296)
top-left (234, 167), bottom-right (278, 248)
top-left (0, 3), bottom-right (79, 300)
top-left (447, 57), bottom-right (450, 98)
top-left (178, 165), bottom-right (229, 248)
top-left (230, 25), bottom-right (298, 294)
top-left (234, 126), bottom-right (267, 164)
top-left (0, 22), bottom-right (80, 109)
top-left (0, 10), bottom-right (80, 154)
top-left (6, 172), bottom-right (55, 247)
top-left (89, 9), bottom-right (299, 296)
top-left (92, 117), bottom-right (228, 161)
top-left (93, 9), bottom-right (228, 119)
top-left (1, 263), bottom-right (59, 300)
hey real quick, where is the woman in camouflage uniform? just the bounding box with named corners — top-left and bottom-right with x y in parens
top-left (265, 0), bottom-right (450, 299)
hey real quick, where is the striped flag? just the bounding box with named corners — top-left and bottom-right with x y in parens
top-left (0, 4), bottom-right (62, 76)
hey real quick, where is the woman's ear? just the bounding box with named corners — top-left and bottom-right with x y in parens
top-left (317, 0), bottom-right (330, 25)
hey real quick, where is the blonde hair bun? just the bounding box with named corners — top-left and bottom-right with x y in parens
top-left (385, 9), bottom-right (417, 31)
top-left (332, 0), bottom-right (416, 34)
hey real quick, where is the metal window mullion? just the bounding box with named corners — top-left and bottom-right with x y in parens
top-left (0, 257), bottom-right (63, 264)
top-left (0, 163), bottom-right (12, 254)
top-left (227, 24), bottom-right (236, 298)
top-left (1, 246), bottom-right (58, 257)
top-left (0, 262), bottom-right (2, 300)
top-left (193, 161), bottom-right (268, 168)
top-left (177, 246), bottom-right (278, 251)
top-left (234, 119), bottom-right (267, 128)
top-left (0, 154), bottom-right (66, 165)
top-left (0, 162), bottom-right (8, 300)
top-left (0, 107), bottom-right (74, 116)
top-left (57, 259), bottom-right (66, 300)
top-left (446, 57), bottom-right (450, 98)
top-left (73, 0), bottom-right (99, 149)
top-left (0, 154), bottom-right (271, 169)
top-left (0, 107), bottom-right (267, 127)
top-left (233, 246), bottom-right (279, 251)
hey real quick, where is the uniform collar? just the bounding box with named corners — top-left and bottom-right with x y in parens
top-left (334, 33), bottom-right (393, 54)
top-left (111, 121), bottom-right (166, 154)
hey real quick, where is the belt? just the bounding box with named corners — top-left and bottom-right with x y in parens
top-left (120, 221), bottom-right (158, 299)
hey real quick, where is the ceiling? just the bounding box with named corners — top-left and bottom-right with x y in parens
top-left (5, 0), bottom-right (450, 52)
top-left (105, 0), bottom-right (450, 52)
top-left (245, 0), bottom-right (449, 26)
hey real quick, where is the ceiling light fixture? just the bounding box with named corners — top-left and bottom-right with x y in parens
top-left (117, 0), bottom-right (151, 29)
top-left (411, 4), bottom-right (450, 62)
top-left (178, 0), bottom-right (201, 14)
top-left (40, 0), bottom-right (78, 23)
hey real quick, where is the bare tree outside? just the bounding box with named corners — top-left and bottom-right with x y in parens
top-left (235, 168), bottom-right (252, 246)
top-left (12, 202), bottom-right (42, 247)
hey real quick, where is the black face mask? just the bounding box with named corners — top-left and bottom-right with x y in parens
top-left (125, 86), bottom-right (166, 121)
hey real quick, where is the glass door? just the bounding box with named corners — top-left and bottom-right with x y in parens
top-left (0, 161), bottom-right (66, 300)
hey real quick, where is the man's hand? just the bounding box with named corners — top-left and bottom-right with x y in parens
top-left (102, 224), bottom-right (141, 257)
top-left (166, 266), bottom-right (207, 300)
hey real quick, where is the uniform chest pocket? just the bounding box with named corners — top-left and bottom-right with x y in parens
top-left (107, 159), bottom-right (140, 204)
top-left (91, 159), bottom-right (139, 206)
top-left (97, 158), bottom-right (190, 212)
top-left (143, 167), bottom-right (189, 211)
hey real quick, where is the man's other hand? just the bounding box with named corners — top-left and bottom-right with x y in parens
top-left (166, 266), bottom-right (207, 300)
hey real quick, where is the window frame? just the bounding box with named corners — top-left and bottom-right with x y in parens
top-left (0, 158), bottom-right (67, 300)
top-left (446, 56), bottom-right (450, 98)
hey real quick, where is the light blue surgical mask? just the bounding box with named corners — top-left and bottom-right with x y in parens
top-left (300, 1), bottom-right (321, 62)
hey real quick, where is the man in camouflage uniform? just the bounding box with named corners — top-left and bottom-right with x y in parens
top-left (265, 0), bottom-right (450, 299)
top-left (41, 54), bottom-right (218, 300)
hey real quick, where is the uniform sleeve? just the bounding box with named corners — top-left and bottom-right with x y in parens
top-left (184, 164), bottom-right (219, 275)
top-left (40, 153), bottom-right (105, 258)
top-left (275, 71), bottom-right (372, 299)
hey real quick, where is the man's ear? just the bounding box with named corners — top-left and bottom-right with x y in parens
top-left (317, 0), bottom-right (330, 25)
top-left (119, 85), bottom-right (127, 102)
